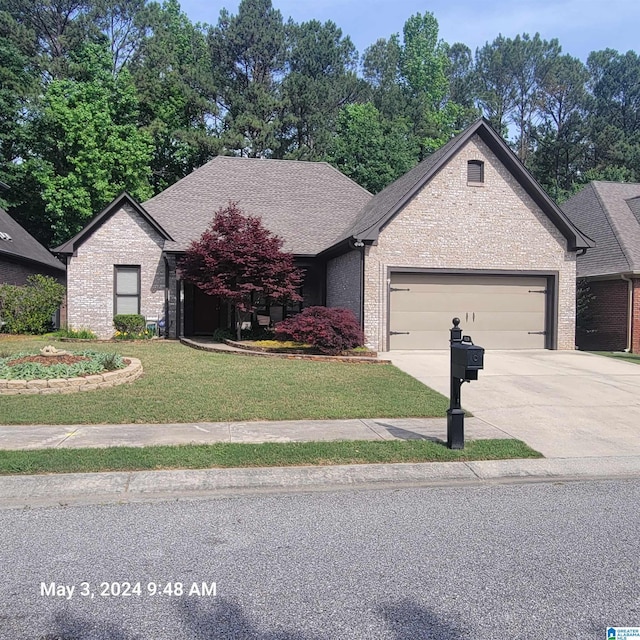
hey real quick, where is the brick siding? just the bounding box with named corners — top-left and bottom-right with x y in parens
top-left (66, 204), bottom-right (165, 338)
top-left (577, 278), bottom-right (629, 352)
top-left (363, 135), bottom-right (577, 351)
top-left (0, 256), bottom-right (64, 287)
top-left (326, 250), bottom-right (362, 322)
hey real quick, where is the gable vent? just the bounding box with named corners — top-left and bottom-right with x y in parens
top-left (467, 160), bottom-right (484, 184)
top-left (0, 231), bottom-right (12, 242)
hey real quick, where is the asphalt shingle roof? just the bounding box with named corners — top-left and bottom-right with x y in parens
top-left (0, 207), bottom-right (65, 272)
top-left (143, 157), bottom-right (372, 255)
top-left (562, 181), bottom-right (640, 277)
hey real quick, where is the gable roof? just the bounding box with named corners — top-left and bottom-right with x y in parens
top-left (53, 192), bottom-right (173, 255)
top-left (339, 118), bottom-right (593, 252)
top-left (142, 156), bottom-right (372, 256)
top-left (0, 206), bottom-right (65, 272)
top-left (562, 181), bottom-right (640, 277)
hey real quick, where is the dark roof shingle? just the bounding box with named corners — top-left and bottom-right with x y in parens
top-left (0, 207), bottom-right (65, 272)
top-left (562, 181), bottom-right (640, 276)
top-left (144, 157), bottom-right (372, 255)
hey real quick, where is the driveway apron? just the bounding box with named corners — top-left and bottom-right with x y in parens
top-left (388, 350), bottom-right (640, 458)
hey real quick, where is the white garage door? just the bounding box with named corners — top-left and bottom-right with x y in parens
top-left (389, 273), bottom-right (548, 350)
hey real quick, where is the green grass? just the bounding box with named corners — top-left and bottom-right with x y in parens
top-left (593, 351), bottom-right (640, 365)
top-left (0, 439), bottom-right (541, 475)
top-left (0, 335), bottom-right (450, 425)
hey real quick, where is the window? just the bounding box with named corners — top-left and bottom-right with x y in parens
top-left (115, 266), bottom-right (140, 315)
top-left (467, 160), bottom-right (484, 184)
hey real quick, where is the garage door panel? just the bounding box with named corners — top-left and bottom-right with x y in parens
top-left (390, 311), bottom-right (545, 336)
top-left (390, 330), bottom-right (545, 350)
top-left (392, 291), bottom-right (545, 314)
top-left (389, 273), bottom-right (549, 350)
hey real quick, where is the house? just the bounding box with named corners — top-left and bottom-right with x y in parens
top-left (54, 118), bottom-right (592, 351)
top-left (0, 185), bottom-right (66, 286)
top-left (562, 181), bottom-right (640, 352)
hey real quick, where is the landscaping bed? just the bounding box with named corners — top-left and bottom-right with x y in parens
top-left (227, 339), bottom-right (378, 357)
top-left (0, 347), bottom-right (142, 395)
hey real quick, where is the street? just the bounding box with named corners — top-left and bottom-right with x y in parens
top-left (1, 479), bottom-right (639, 639)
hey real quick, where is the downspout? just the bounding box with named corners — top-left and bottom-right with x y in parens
top-left (621, 274), bottom-right (633, 352)
top-left (353, 239), bottom-right (365, 330)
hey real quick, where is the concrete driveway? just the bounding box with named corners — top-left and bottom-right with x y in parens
top-left (388, 350), bottom-right (640, 458)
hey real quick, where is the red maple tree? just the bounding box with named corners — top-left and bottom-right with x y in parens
top-left (179, 203), bottom-right (303, 339)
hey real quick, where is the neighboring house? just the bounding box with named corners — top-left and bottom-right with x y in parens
top-left (0, 202), bottom-right (66, 287)
top-left (562, 181), bottom-right (640, 352)
top-left (54, 118), bottom-right (592, 350)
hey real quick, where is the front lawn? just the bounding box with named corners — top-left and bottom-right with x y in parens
top-left (593, 351), bottom-right (640, 365)
top-left (0, 335), bottom-right (450, 425)
top-left (0, 439), bottom-right (541, 475)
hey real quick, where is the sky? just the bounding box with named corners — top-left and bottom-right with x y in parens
top-left (180, 0), bottom-right (638, 62)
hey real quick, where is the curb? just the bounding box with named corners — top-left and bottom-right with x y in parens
top-left (2, 456), bottom-right (640, 508)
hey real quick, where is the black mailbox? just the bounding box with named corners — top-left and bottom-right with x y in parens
top-left (451, 341), bottom-right (484, 381)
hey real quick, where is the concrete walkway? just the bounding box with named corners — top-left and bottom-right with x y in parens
top-left (0, 417), bottom-right (505, 450)
top-left (388, 349), bottom-right (640, 458)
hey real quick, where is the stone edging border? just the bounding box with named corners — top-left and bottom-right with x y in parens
top-left (181, 338), bottom-right (390, 364)
top-left (0, 358), bottom-right (143, 395)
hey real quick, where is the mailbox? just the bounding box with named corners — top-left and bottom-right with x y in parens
top-left (451, 340), bottom-right (484, 381)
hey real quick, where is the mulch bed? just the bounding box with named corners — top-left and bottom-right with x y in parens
top-left (6, 354), bottom-right (90, 367)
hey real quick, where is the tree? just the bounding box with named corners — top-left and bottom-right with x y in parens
top-left (474, 35), bottom-right (517, 136)
top-left (399, 11), bottom-right (461, 157)
top-left (131, 0), bottom-right (220, 192)
top-left (585, 49), bottom-right (640, 181)
top-left (179, 203), bottom-right (303, 340)
top-left (327, 102), bottom-right (417, 193)
top-left (279, 18), bottom-right (363, 160)
top-left (13, 42), bottom-right (153, 245)
top-left (531, 54), bottom-right (589, 199)
top-left (362, 35), bottom-right (407, 120)
top-left (210, 0), bottom-right (286, 157)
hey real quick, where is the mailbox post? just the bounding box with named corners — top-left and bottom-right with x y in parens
top-left (447, 317), bottom-right (484, 449)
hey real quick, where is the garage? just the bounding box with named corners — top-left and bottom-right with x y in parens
top-left (388, 272), bottom-right (551, 350)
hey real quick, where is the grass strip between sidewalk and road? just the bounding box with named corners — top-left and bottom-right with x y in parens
top-left (0, 439), bottom-right (541, 475)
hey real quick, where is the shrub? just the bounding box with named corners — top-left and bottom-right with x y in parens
top-left (0, 275), bottom-right (65, 334)
top-left (113, 314), bottom-right (145, 334)
top-left (274, 307), bottom-right (364, 355)
top-left (53, 327), bottom-right (98, 340)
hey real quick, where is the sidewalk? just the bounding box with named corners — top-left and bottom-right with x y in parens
top-left (1, 417), bottom-right (640, 509)
top-left (0, 417), bottom-right (506, 450)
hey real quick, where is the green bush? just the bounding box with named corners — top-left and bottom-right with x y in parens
top-left (0, 275), bottom-right (65, 334)
top-left (53, 327), bottom-right (98, 340)
top-left (113, 314), bottom-right (145, 334)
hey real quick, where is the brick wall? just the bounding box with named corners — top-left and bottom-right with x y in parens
top-left (364, 134), bottom-right (577, 351)
top-left (577, 278), bottom-right (628, 352)
top-left (66, 204), bottom-right (165, 338)
top-left (0, 256), bottom-right (64, 286)
top-left (326, 250), bottom-right (362, 322)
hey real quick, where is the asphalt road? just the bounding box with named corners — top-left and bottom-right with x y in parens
top-left (1, 480), bottom-right (639, 639)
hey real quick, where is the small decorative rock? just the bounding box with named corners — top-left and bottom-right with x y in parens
top-left (40, 345), bottom-right (71, 357)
